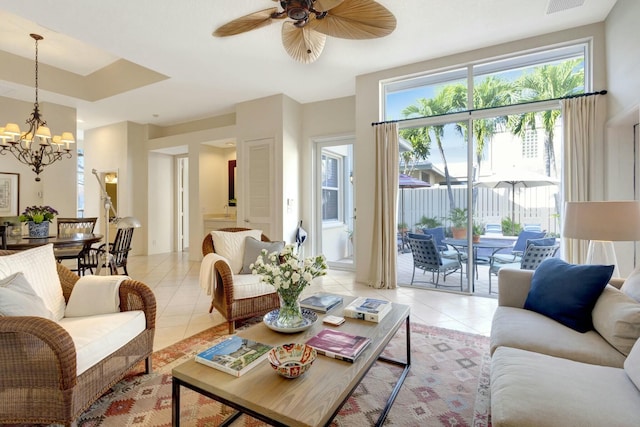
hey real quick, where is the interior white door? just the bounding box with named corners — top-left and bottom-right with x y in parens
top-left (244, 138), bottom-right (274, 237)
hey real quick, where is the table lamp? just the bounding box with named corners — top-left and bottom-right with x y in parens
top-left (563, 201), bottom-right (640, 277)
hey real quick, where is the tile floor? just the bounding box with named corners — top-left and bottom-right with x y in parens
top-left (122, 252), bottom-right (498, 352)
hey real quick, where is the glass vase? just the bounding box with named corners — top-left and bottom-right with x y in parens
top-left (276, 293), bottom-right (305, 329)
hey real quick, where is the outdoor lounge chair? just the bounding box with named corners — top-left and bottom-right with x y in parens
top-left (407, 236), bottom-right (462, 289)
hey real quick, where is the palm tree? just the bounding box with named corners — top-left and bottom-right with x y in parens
top-left (400, 94), bottom-right (457, 209)
top-left (508, 58), bottom-right (584, 177)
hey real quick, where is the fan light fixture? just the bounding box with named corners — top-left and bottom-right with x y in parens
top-left (0, 34), bottom-right (74, 182)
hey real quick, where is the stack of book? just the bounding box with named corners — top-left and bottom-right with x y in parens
top-left (299, 293), bottom-right (343, 313)
top-left (306, 328), bottom-right (371, 363)
top-left (343, 297), bottom-right (392, 322)
top-left (195, 335), bottom-right (273, 377)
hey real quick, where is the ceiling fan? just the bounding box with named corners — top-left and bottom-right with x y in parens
top-left (213, 0), bottom-right (396, 64)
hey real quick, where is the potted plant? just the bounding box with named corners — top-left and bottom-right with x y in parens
top-left (472, 221), bottom-right (484, 243)
top-left (415, 216), bottom-right (442, 232)
top-left (19, 205), bottom-right (58, 238)
top-left (447, 208), bottom-right (468, 239)
top-left (501, 217), bottom-right (522, 236)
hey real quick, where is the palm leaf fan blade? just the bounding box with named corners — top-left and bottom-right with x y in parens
top-left (282, 22), bottom-right (326, 64)
top-left (309, 0), bottom-right (396, 39)
top-left (213, 8), bottom-right (279, 37)
top-left (314, 0), bottom-right (345, 12)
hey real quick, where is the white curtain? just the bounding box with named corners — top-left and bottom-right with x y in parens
top-left (368, 122), bottom-right (399, 289)
top-left (561, 95), bottom-right (605, 263)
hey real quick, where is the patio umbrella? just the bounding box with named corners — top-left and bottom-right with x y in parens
top-left (399, 174), bottom-right (431, 231)
top-left (474, 169), bottom-right (560, 224)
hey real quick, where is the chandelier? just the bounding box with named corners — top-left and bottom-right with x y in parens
top-left (0, 33), bottom-right (74, 182)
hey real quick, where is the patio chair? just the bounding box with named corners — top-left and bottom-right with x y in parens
top-left (490, 230), bottom-right (546, 264)
top-left (407, 236), bottom-right (462, 289)
top-left (418, 227), bottom-right (461, 259)
top-left (488, 242), bottom-right (559, 293)
top-left (484, 223), bottom-right (503, 235)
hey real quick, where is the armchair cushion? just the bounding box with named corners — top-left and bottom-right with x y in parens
top-left (232, 273), bottom-right (277, 299)
top-left (240, 237), bottom-right (285, 274)
top-left (0, 244), bottom-right (66, 320)
top-left (65, 275), bottom-right (129, 318)
top-left (524, 258), bottom-right (613, 332)
top-left (210, 229), bottom-right (262, 274)
top-left (58, 311), bottom-right (146, 375)
top-left (624, 338), bottom-right (640, 390)
top-left (0, 272), bottom-right (55, 319)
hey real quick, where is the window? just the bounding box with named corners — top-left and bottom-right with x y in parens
top-left (522, 129), bottom-right (538, 159)
top-left (322, 153), bottom-right (341, 222)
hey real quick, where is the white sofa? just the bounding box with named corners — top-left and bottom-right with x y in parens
top-left (490, 268), bottom-right (640, 427)
top-left (0, 244), bottom-right (156, 426)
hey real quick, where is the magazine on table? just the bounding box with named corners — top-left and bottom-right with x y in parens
top-left (195, 335), bottom-right (273, 377)
top-left (306, 328), bottom-right (371, 363)
top-left (343, 297), bottom-right (392, 323)
top-left (299, 293), bottom-right (344, 313)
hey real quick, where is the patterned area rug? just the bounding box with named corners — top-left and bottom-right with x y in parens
top-left (68, 322), bottom-right (491, 426)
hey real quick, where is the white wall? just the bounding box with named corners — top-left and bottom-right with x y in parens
top-left (147, 151), bottom-right (173, 254)
top-left (604, 0), bottom-right (640, 275)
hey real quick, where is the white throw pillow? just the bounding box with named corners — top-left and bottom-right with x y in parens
top-left (592, 285), bottom-right (640, 356)
top-left (0, 272), bottom-right (55, 319)
top-left (0, 244), bottom-right (66, 320)
top-left (65, 275), bottom-right (128, 318)
top-left (621, 265), bottom-right (640, 303)
top-left (210, 229), bottom-right (262, 274)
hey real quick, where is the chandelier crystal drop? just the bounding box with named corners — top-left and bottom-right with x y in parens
top-left (0, 34), bottom-right (74, 182)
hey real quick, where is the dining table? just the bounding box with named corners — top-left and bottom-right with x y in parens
top-left (442, 237), bottom-right (514, 288)
top-left (5, 233), bottom-right (104, 251)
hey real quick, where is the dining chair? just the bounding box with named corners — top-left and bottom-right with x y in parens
top-left (407, 236), bottom-right (462, 289)
top-left (54, 217), bottom-right (98, 272)
top-left (79, 226), bottom-right (135, 275)
top-left (488, 242), bottom-right (559, 293)
top-left (0, 225), bottom-right (7, 250)
top-left (490, 230), bottom-right (547, 264)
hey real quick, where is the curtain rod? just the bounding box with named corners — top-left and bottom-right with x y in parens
top-left (371, 89), bottom-right (608, 126)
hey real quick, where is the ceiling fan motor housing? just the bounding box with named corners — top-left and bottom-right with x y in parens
top-left (283, 0), bottom-right (313, 21)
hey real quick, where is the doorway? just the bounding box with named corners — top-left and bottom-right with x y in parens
top-left (314, 137), bottom-right (355, 270)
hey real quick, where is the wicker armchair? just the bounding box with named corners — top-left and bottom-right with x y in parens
top-left (0, 251), bottom-right (156, 426)
top-left (202, 228), bottom-right (279, 333)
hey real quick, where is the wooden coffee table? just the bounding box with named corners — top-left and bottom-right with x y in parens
top-left (171, 296), bottom-right (410, 426)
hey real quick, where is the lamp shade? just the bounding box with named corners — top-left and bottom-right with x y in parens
top-left (117, 216), bottom-right (142, 229)
top-left (563, 201), bottom-right (640, 241)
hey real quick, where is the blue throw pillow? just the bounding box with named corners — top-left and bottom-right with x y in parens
top-left (524, 258), bottom-right (614, 332)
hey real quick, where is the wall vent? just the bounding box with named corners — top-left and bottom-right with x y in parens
top-left (547, 0), bottom-right (585, 14)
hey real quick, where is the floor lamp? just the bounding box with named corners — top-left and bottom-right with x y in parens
top-left (563, 201), bottom-right (640, 278)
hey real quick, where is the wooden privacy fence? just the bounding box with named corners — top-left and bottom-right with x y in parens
top-left (398, 185), bottom-right (560, 235)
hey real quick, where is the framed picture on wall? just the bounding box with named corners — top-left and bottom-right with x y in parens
top-left (0, 172), bottom-right (19, 217)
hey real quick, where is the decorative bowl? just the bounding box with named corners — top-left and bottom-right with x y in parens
top-left (267, 343), bottom-right (317, 379)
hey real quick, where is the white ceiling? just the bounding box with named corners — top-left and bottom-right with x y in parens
top-left (0, 0), bottom-right (618, 132)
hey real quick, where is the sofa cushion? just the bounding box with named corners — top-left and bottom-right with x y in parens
top-left (491, 306), bottom-right (626, 367)
top-left (58, 310), bottom-right (146, 375)
top-left (0, 272), bottom-right (55, 319)
top-left (525, 237), bottom-right (556, 247)
top-left (621, 265), bottom-right (640, 303)
top-left (592, 285), bottom-right (640, 356)
top-left (491, 346), bottom-right (640, 427)
top-left (210, 229), bottom-right (262, 274)
top-left (0, 244), bottom-right (66, 320)
top-left (624, 338), bottom-right (640, 391)
top-left (240, 237), bottom-right (284, 274)
top-left (232, 273), bottom-right (276, 300)
top-left (524, 258), bottom-right (613, 332)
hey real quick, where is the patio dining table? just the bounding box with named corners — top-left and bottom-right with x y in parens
top-left (442, 238), bottom-right (514, 289)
